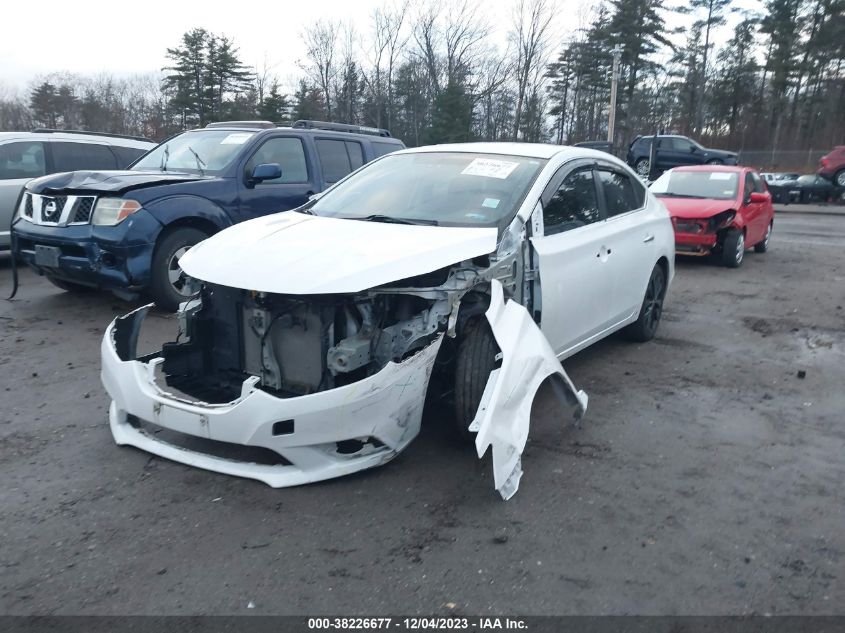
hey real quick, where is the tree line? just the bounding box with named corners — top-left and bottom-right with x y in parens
top-left (0, 0), bottom-right (842, 153)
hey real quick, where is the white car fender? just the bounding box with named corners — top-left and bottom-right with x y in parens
top-left (470, 280), bottom-right (588, 500)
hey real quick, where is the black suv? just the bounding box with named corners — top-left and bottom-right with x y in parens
top-left (13, 120), bottom-right (404, 310)
top-left (626, 135), bottom-right (738, 178)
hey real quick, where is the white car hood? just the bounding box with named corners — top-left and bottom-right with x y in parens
top-left (180, 211), bottom-right (499, 294)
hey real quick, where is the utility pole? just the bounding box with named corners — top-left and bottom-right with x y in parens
top-left (607, 46), bottom-right (623, 147)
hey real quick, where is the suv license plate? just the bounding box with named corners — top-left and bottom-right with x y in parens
top-left (35, 245), bottom-right (61, 268)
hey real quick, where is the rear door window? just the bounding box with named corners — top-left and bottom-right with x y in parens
top-left (245, 137), bottom-right (309, 184)
top-left (597, 169), bottom-right (642, 216)
top-left (51, 142), bottom-right (117, 172)
top-left (316, 139), bottom-right (359, 183)
top-left (0, 141), bottom-right (46, 179)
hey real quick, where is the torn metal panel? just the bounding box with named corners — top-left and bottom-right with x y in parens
top-left (471, 280), bottom-right (588, 500)
top-left (179, 211), bottom-right (498, 295)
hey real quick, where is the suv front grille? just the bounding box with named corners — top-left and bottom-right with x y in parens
top-left (70, 197), bottom-right (96, 224)
top-left (22, 193), bottom-right (98, 226)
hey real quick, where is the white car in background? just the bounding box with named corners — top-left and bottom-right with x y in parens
top-left (101, 142), bottom-right (675, 500)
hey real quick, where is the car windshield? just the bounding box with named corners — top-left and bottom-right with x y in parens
top-left (309, 151), bottom-right (547, 228)
top-left (650, 170), bottom-right (739, 200)
top-left (132, 130), bottom-right (256, 175)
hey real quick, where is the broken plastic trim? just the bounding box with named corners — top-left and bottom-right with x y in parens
top-left (112, 304), bottom-right (154, 361)
top-left (471, 280), bottom-right (588, 500)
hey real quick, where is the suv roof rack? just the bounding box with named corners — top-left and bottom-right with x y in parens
top-left (31, 128), bottom-right (154, 143)
top-left (205, 121), bottom-right (276, 129)
top-left (291, 120), bottom-right (392, 138)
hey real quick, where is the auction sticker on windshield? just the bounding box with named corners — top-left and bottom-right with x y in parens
top-left (221, 133), bottom-right (254, 145)
top-left (709, 172), bottom-right (733, 180)
top-left (461, 158), bottom-right (520, 179)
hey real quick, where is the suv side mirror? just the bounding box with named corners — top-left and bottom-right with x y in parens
top-left (249, 163), bottom-right (282, 185)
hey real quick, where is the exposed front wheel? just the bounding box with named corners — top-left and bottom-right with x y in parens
top-left (706, 158), bottom-right (723, 165)
top-left (754, 222), bottom-right (772, 253)
top-left (149, 227), bottom-right (207, 312)
top-left (624, 264), bottom-right (666, 342)
top-left (635, 158), bottom-right (650, 177)
top-left (835, 170), bottom-right (845, 188)
top-left (453, 319), bottom-right (499, 443)
top-left (721, 229), bottom-right (745, 268)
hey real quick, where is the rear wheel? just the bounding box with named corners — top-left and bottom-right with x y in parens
top-left (635, 158), bottom-right (650, 177)
top-left (453, 319), bottom-right (499, 443)
top-left (754, 222), bottom-right (772, 253)
top-left (624, 264), bottom-right (666, 342)
top-left (706, 158), bottom-right (723, 165)
top-left (721, 229), bottom-right (745, 267)
top-left (835, 170), bottom-right (845, 188)
top-left (46, 276), bottom-right (94, 293)
top-left (149, 227), bottom-right (207, 312)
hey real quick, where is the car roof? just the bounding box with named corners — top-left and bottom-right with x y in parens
top-left (0, 130), bottom-right (154, 148)
top-left (393, 141), bottom-right (614, 161)
top-left (670, 165), bottom-right (749, 174)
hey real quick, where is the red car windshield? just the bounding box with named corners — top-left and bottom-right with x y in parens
top-left (651, 170), bottom-right (739, 200)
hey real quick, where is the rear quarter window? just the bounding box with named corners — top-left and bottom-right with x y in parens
top-left (111, 146), bottom-right (148, 168)
top-left (371, 141), bottom-right (402, 158)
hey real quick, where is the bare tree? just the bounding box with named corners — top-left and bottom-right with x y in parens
top-left (510, 0), bottom-right (555, 140)
top-left (299, 19), bottom-right (340, 119)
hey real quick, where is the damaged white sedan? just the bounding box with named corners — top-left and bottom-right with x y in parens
top-left (101, 143), bottom-right (674, 499)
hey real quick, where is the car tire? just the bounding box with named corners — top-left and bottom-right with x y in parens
top-left (623, 264), bottom-right (667, 343)
top-left (635, 158), bottom-right (650, 177)
top-left (453, 318), bottom-right (499, 443)
top-left (149, 227), bottom-right (207, 312)
top-left (721, 229), bottom-right (745, 268)
top-left (754, 222), bottom-right (772, 253)
top-left (46, 276), bottom-right (94, 293)
top-left (835, 170), bottom-right (845, 188)
top-left (706, 158), bottom-right (723, 165)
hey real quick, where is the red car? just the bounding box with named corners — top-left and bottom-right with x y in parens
top-left (650, 165), bottom-right (774, 268)
top-left (817, 146), bottom-right (845, 187)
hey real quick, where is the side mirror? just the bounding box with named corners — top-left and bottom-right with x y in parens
top-left (250, 163), bottom-right (282, 184)
top-left (749, 192), bottom-right (768, 203)
top-left (308, 191), bottom-right (325, 202)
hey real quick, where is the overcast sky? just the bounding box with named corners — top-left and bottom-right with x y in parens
top-left (0, 0), bottom-right (759, 95)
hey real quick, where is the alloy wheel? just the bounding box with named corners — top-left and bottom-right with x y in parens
top-left (167, 246), bottom-right (192, 296)
top-left (735, 232), bottom-right (745, 265)
top-left (643, 269), bottom-right (665, 335)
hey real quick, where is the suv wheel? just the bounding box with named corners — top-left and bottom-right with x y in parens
top-left (721, 229), bottom-right (745, 268)
top-left (706, 158), bottom-right (723, 165)
top-left (149, 227), bottom-right (207, 311)
top-left (835, 169), bottom-right (845, 188)
top-left (635, 158), bottom-right (650, 177)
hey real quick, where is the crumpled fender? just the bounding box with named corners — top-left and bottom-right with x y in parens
top-left (470, 280), bottom-right (588, 500)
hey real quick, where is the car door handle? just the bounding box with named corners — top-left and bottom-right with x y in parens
top-left (643, 234), bottom-right (655, 243)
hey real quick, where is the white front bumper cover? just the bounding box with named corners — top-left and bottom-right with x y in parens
top-left (101, 307), bottom-right (443, 488)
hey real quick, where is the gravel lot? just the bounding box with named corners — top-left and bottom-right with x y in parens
top-left (1, 209), bottom-right (843, 615)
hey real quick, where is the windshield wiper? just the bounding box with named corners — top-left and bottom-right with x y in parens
top-left (159, 144), bottom-right (169, 172)
top-left (656, 192), bottom-right (707, 199)
top-left (348, 214), bottom-right (438, 226)
top-left (187, 146), bottom-right (206, 175)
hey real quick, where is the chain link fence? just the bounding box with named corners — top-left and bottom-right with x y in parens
top-left (737, 149), bottom-right (827, 174)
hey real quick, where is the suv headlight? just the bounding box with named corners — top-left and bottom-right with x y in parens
top-left (92, 198), bottom-right (142, 225)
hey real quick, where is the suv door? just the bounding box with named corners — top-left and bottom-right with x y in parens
top-left (662, 137), bottom-right (699, 168)
top-left (0, 141), bottom-right (46, 247)
top-left (595, 166), bottom-right (658, 324)
top-left (238, 135), bottom-right (316, 221)
top-left (530, 163), bottom-right (615, 356)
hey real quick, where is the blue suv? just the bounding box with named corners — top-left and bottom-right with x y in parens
top-left (12, 120), bottom-right (404, 310)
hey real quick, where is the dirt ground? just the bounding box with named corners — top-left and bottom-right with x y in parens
top-left (1, 209), bottom-right (843, 615)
